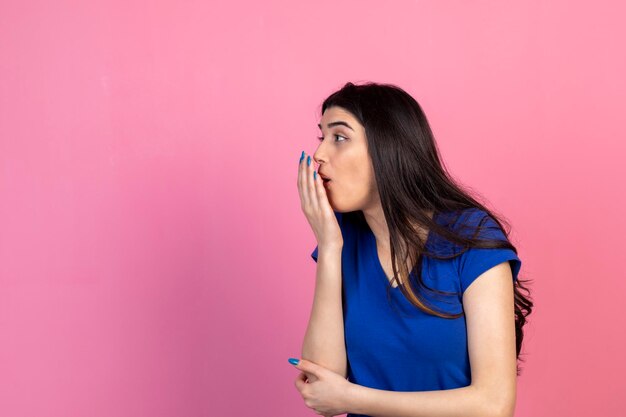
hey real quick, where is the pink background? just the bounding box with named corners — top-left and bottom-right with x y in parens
top-left (1, 1), bottom-right (625, 416)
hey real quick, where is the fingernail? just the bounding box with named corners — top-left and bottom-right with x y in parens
top-left (307, 155), bottom-right (311, 166)
top-left (288, 357), bottom-right (300, 366)
top-left (313, 171), bottom-right (317, 180)
top-left (300, 150), bottom-right (304, 163)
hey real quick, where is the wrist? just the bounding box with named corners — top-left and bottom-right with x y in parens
top-left (345, 382), bottom-right (365, 415)
top-left (317, 242), bottom-right (343, 254)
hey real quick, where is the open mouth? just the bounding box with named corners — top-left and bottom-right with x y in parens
top-left (319, 173), bottom-right (331, 186)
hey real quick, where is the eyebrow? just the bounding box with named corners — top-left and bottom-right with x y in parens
top-left (317, 120), bottom-right (355, 131)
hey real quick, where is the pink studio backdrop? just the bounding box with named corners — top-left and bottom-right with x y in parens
top-left (1, 1), bottom-right (624, 416)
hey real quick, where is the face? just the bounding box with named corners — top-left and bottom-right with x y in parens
top-left (313, 106), bottom-right (378, 212)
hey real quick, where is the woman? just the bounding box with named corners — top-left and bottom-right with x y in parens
top-left (291, 81), bottom-right (534, 417)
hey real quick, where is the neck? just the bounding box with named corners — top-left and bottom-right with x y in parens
top-left (362, 204), bottom-right (434, 253)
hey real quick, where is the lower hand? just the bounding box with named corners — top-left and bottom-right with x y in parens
top-left (292, 358), bottom-right (354, 417)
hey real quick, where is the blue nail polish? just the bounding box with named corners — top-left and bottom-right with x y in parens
top-left (300, 150), bottom-right (304, 163)
top-left (314, 171), bottom-right (317, 180)
top-left (288, 357), bottom-right (300, 365)
top-left (307, 155), bottom-right (311, 166)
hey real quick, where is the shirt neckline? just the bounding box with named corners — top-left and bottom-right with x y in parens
top-left (366, 212), bottom-right (440, 291)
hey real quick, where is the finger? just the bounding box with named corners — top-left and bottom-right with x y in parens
top-left (313, 168), bottom-right (332, 213)
top-left (305, 155), bottom-right (320, 213)
top-left (297, 150), bottom-right (302, 190)
top-left (298, 151), bottom-right (306, 205)
top-left (295, 358), bottom-right (321, 379)
top-left (305, 372), bottom-right (318, 383)
top-left (298, 152), bottom-right (310, 208)
top-left (294, 372), bottom-right (307, 391)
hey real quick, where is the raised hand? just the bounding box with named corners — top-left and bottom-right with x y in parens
top-left (297, 151), bottom-right (343, 249)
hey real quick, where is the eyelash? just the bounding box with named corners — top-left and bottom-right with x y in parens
top-left (317, 134), bottom-right (347, 142)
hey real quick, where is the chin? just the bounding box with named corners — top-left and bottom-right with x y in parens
top-left (329, 201), bottom-right (356, 213)
top-left (327, 199), bottom-right (342, 212)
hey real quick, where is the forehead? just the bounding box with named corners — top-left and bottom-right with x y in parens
top-left (318, 107), bottom-right (361, 131)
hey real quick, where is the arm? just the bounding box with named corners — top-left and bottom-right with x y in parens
top-left (301, 244), bottom-right (348, 379)
top-left (345, 261), bottom-right (517, 417)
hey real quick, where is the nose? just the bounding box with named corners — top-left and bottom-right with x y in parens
top-left (313, 154), bottom-right (326, 170)
top-left (313, 144), bottom-right (326, 166)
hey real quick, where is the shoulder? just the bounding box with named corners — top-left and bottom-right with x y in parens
top-left (450, 207), bottom-right (508, 241)
top-left (457, 207), bottom-right (491, 227)
top-left (453, 208), bottom-right (522, 293)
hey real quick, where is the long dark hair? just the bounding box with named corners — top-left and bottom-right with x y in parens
top-left (319, 81), bottom-right (534, 376)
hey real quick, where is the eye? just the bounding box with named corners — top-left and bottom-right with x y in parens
top-left (317, 134), bottom-right (347, 142)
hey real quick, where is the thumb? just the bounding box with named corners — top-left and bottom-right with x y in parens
top-left (288, 357), bottom-right (322, 378)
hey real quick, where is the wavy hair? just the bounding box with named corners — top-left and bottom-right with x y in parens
top-left (319, 81), bottom-right (534, 376)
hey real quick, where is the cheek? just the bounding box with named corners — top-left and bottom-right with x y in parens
top-left (343, 166), bottom-right (367, 185)
top-left (348, 168), bottom-right (376, 195)
top-left (337, 151), bottom-right (374, 192)
top-left (362, 167), bottom-right (377, 190)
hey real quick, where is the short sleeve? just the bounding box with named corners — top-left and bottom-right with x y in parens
top-left (457, 210), bottom-right (522, 293)
top-left (310, 211), bottom-right (344, 263)
top-left (311, 245), bottom-right (318, 262)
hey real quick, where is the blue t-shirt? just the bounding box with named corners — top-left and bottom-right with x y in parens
top-left (310, 208), bottom-right (521, 417)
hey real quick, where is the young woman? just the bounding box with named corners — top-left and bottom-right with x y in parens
top-left (291, 81), bottom-right (534, 417)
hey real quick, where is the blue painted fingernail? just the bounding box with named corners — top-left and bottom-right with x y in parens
top-left (314, 171), bottom-right (317, 180)
top-left (307, 155), bottom-right (311, 166)
top-left (300, 150), bottom-right (304, 163)
top-left (288, 357), bottom-right (300, 365)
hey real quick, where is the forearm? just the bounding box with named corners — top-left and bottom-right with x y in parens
top-left (347, 383), bottom-right (512, 417)
top-left (301, 245), bottom-right (347, 378)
